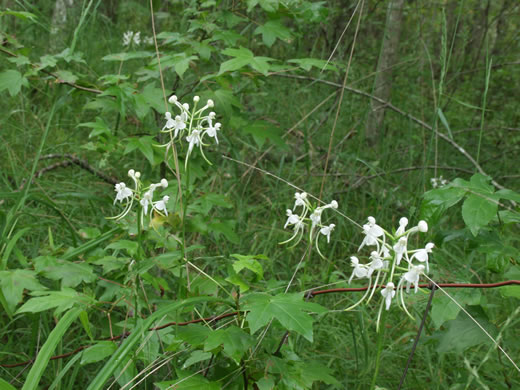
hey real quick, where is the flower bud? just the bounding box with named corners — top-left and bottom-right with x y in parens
top-left (135, 171), bottom-right (141, 179)
top-left (330, 200), bottom-right (338, 209)
top-left (168, 95), bottom-right (177, 104)
top-left (193, 95), bottom-right (200, 103)
top-left (160, 178), bottom-right (168, 188)
top-left (182, 103), bottom-right (189, 111)
top-left (128, 169), bottom-right (135, 177)
top-left (207, 99), bottom-right (214, 107)
top-left (418, 220), bottom-right (428, 232)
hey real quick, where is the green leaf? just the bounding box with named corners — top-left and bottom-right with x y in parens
top-left (209, 220), bottom-right (239, 244)
top-left (0, 377), bottom-right (16, 390)
top-left (33, 256), bottom-right (96, 288)
top-left (177, 324), bottom-right (212, 346)
top-left (437, 108), bottom-right (454, 140)
top-left (204, 326), bottom-right (254, 364)
top-left (182, 350), bottom-right (212, 368)
top-left (157, 53), bottom-right (198, 78)
top-left (101, 51), bottom-right (153, 62)
top-left (496, 188), bottom-right (520, 203)
top-left (288, 58), bottom-right (338, 72)
top-left (0, 269), bottom-right (46, 313)
top-left (78, 117), bottom-right (111, 138)
top-left (242, 120), bottom-right (286, 148)
top-left (155, 372), bottom-right (221, 390)
top-left (436, 311), bottom-right (496, 354)
top-left (124, 136), bottom-right (156, 166)
top-left (0, 69), bottom-right (28, 96)
top-left (79, 310), bottom-right (94, 340)
top-left (81, 342), bottom-right (117, 365)
top-left (16, 288), bottom-right (94, 315)
top-left (500, 266), bottom-right (520, 299)
top-left (247, 0), bottom-right (279, 12)
top-left (431, 289), bottom-right (481, 329)
top-left (231, 254), bottom-right (265, 279)
top-left (55, 70), bottom-right (78, 84)
top-left (242, 292), bottom-right (327, 342)
top-left (0, 9), bottom-right (37, 21)
top-left (254, 20), bottom-right (293, 47)
top-left (22, 308), bottom-right (82, 390)
top-left (462, 193), bottom-right (498, 236)
top-left (38, 55), bottom-right (57, 69)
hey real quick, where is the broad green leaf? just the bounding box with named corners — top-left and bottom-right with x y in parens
top-left (256, 377), bottom-right (275, 390)
top-left (182, 350), bottom-right (212, 368)
top-left (231, 254), bottom-right (265, 279)
top-left (102, 51), bottom-right (153, 62)
top-left (0, 377), bottom-right (16, 390)
top-left (242, 292), bottom-right (327, 341)
top-left (462, 193), bottom-right (498, 236)
top-left (436, 311), bottom-right (496, 354)
top-left (156, 53), bottom-right (197, 78)
top-left (210, 30), bottom-right (244, 46)
top-left (16, 288), bottom-right (94, 314)
top-left (431, 289), bottom-right (481, 329)
top-left (177, 324), bottom-right (212, 346)
top-left (213, 89), bottom-right (242, 117)
top-left (155, 372), bottom-right (220, 390)
top-left (22, 308), bottom-right (83, 390)
top-left (219, 48), bottom-right (273, 75)
top-left (288, 58), bottom-right (338, 72)
top-left (500, 266), bottom-right (520, 299)
top-left (0, 70), bottom-right (28, 96)
top-left (78, 117), bottom-right (111, 138)
top-left (496, 188), bottom-right (520, 203)
top-left (467, 173), bottom-right (494, 193)
top-left (247, 0), bottom-right (279, 12)
top-left (0, 269), bottom-right (46, 312)
top-left (33, 256), bottom-right (96, 288)
top-left (209, 220), bottom-right (239, 244)
top-left (255, 20), bottom-right (293, 47)
top-left (81, 342), bottom-right (117, 365)
top-left (124, 136), bottom-right (156, 166)
top-left (204, 326), bottom-right (254, 364)
top-left (55, 70), bottom-right (78, 84)
top-left (38, 55), bottom-right (57, 69)
top-left (242, 120), bottom-right (286, 148)
top-left (92, 256), bottom-right (130, 274)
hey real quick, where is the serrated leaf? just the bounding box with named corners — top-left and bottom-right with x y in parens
top-left (33, 256), bottom-right (96, 288)
top-left (209, 220), bottom-right (239, 244)
top-left (231, 254), bottom-right (264, 279)
top-left (204, 326), bottom-right (254, 364)
top-left (124, 136), bottom-right (156, 166)
top-left (254, 20), bottom-right (293, 47)
top-left (55, 70), bottom-right (78, 84)
top-left (0, 269), bottom-right (46, 313)
top-left (78, 117), bottom-right (111, 138)
top-left (16, 288), bottom-right (93, 314)
top-left (219, 47), bottom-right (273, 75)
top-left (462, 193), bottom-right (498, 236)
top-left (81, 341), bottom-right (117, 365)
top-left (183, 350), bottom-right (212, 368)
top-left (0, 69), bottom-right (28, 96)
top-left (431, 289), bottom-right (481, 329)
top-left (177, 324), bottom-right (212, 346)
top-left (436, 311), bottom-right (496, 354)
top-left (242, 292), bottom-right (326, 342)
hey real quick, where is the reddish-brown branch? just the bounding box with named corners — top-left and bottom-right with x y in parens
top-left (2, 280), bottom-right (519, 368)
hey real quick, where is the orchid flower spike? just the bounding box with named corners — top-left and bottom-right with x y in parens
top-left (381, 282), bottom-right (396, 310)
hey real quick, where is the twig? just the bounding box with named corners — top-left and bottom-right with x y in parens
top-left (18, 154), bottom-right (118, 190)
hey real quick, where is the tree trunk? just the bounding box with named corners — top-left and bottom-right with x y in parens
top-left (365, 0), bottom-right (405, 145)
top-left (50, 0), bottom-right (76, 51)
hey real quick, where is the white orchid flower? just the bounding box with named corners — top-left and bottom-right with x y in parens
top-left (153, 195), bottom-right (169, 216)
top-left (114, 182), bottom-right (132, 204)
top-left (358, 216), bottom-right (384, 252)
top-left (410, 243), bottom-right (434, 272)
top-left (402, 264), bottom-right (425, 293)
top-left (381, 282), bottom-right (396, 311)
top-left (320, 223), bottom-right (335, 243)
top-left (348, 256), bottom-right (369, 283)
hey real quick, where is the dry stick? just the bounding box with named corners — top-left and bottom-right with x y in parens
top-left (319, 0), bottom-right (365, 199)
top-left (274, 74), bottom-right (505, 190)
top-left (2, 280), bottom-right (519, 369)
top-left (397, 283), bottom-right (437, 390)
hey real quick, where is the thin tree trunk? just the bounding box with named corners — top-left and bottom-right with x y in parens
top-left (50, 0), bottom-right (75, 51)
top-left (365, 0), bottom-right (405, 145)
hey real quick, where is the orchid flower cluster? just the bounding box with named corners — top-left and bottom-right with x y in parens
top-left (110, 169), bottom-right (169, 224)
top-left (430, 176), bottom-right (449, 188)
top-left (281, 192), bottom-right (338, 257)
top-left (122, 31), bottom-right (154, 47)
top-left (160, 95), bottom-right (221, 168)
top-left (347, 216), bottom-right (434, 328)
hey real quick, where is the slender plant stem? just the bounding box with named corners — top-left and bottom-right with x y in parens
top-left (370, 307), bottom-right (387, 390)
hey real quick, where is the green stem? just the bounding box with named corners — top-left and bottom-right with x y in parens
top-left (181, 161), bottom-right (191, 295)
top-left (370, 308), bottom-right (387, 390)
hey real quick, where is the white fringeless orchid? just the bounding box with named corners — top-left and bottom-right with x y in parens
top-left (160, 95), bottom-right (220, 168)
top-left (109, 170), bottom-right (170, 225)
top-left (280, 193), bottom-right (338, 257)
top-left (345, 216), bottom-right (433, 328)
